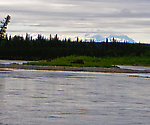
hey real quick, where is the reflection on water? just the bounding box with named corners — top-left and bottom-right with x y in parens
top-left (0, 69), bottom-right (150, 125)
top-left (0, 60), bottom-right (31, 65)
top-left (118, 65), bottom-right (150, 71)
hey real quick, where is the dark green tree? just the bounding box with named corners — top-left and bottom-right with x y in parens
top-left (76, 37), bottom-right (79, 42)
top-left (0, 15), bottom-right (11, 39)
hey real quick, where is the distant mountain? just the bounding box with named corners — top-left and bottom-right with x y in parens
top-left (85, 34), bottom-right (136, 43)
top-left (91, 34), bottom-right (105, 42)
top-left (84, 34), bottom-right (105, 42)
top-left (108, 35), bottom-right (135, 43)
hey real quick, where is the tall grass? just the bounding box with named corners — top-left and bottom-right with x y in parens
top-left (26, 56), bottom-right (150, 67)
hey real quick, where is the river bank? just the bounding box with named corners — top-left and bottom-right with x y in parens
top-left (0, 64), bottom-right (150, 73)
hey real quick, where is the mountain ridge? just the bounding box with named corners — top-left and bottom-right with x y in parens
top-left (85, 34), bottom-right (136, 43)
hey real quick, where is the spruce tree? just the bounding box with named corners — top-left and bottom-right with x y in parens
top-left (0, 15), bottom-right (11, 39)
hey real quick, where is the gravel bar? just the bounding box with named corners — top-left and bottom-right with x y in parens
top-left (0, 64), bottom-right (150, 73)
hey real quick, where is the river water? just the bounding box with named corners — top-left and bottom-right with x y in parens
top-left (0, 61), bottom-right (150, 125)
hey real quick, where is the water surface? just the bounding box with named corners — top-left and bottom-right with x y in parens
top-left (0, 69), bottom-right (150, 125)
top-left (0, 60), bottom-right (31, 65)
top-left (118, 65), bottom-right (150, 71)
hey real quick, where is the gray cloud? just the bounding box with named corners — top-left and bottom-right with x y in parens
top-left (0, 0), bottom-right (150, 42)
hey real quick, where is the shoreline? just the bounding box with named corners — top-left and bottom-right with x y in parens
top-left (0, 64), bottom-right (150, 73)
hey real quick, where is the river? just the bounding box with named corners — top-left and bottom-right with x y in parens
top-left (0, 61), bottom-right (150, 125)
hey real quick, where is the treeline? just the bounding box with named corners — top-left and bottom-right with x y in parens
top-left (0, 33), bottom-right (150, 60)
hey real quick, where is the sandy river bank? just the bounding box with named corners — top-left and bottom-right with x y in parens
top-left (0, 64), bottom-right (150, 73)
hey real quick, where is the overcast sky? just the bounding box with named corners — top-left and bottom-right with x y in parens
top-left (0, 0), bottom-right (150, 43)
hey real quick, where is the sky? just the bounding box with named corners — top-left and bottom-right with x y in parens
top-left (0, 0), bottom-right (150, 43)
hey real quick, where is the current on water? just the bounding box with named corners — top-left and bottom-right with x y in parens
top-left (0, 68), bottom-right (150, 125)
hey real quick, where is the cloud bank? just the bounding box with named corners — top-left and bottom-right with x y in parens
top-left (0, 0), bottom-right (150, 43)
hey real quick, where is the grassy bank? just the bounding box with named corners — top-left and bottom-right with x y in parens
top-left (25, 56), bottom-right (150, 68)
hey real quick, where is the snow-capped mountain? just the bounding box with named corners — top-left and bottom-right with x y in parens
top-left (91, 34), bottom-right (105, 42)
top-left (85, 34), bottom-right (136, 43)
top-left (108, 35), bottom-right (135, 43)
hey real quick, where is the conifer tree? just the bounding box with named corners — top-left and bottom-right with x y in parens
top-left (106, 38), bottom-right (108, 43)
top-left (76, 37), bottom-right (79, 42)
top-left (50, 34), bottom-right (52, 41)
top-left (25, 33), bottom-right (30, 41)
top-left (0, 15), bottom-right (11, 39)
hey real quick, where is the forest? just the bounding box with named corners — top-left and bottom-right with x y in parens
top-left (0, 33), bottom-right (150, 60)
top-left (0, 15), bottom-right (150, 61)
